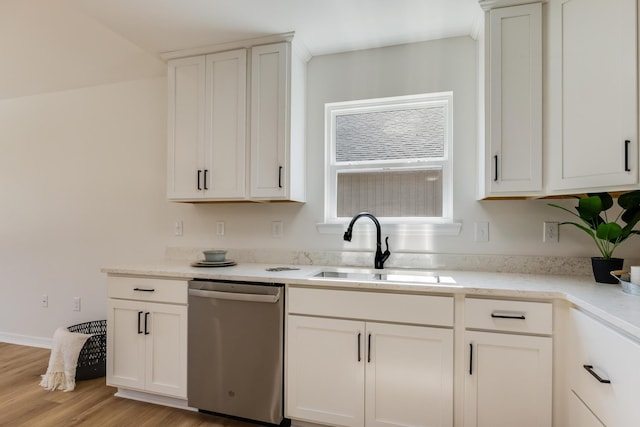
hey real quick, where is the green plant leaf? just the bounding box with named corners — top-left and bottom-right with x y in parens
top-left (596, 222), bottom-right (622, 241)
top-left (576, 196), bottom-right (605, 229)
top-left (618, 190), bottom-right (640, 209)
top-left (588, 192), bottom-right (614, 210)
top-left (621, 205), bottom-right (640, 226)
top-left (559, 221), bottom-right (596, 238)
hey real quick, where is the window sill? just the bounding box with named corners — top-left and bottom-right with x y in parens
top-left (316, 221), bottom-right (462, 236)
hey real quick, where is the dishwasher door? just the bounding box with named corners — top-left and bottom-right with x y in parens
top-left (187, 280), bottom-right (284, 425)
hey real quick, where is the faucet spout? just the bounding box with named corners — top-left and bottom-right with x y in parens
top-left (343, 212), bottom-right (391, 269)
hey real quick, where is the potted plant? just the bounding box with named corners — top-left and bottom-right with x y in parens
top-left (548, 191), bottom-right (640, 283)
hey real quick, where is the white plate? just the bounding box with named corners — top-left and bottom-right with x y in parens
top-left (191, 260), bottom-right (237, 268)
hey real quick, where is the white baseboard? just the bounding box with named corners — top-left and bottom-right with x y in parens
top-left (114, 388), bottom-right (192, 411)
top-left (0, 332), bottom-right (52, 349)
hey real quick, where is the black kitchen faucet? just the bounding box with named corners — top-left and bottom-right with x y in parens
top-left (343, 212), bottom-right (390, 269)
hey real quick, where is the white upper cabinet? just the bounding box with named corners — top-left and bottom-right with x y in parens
top-left (167, 55), bottom-right (207, 200)
top-left (204, 50), bottom-right (247, 199)
top-left (481, 2), bottom-right (542, 198)
top-left (166, 34), bottom-right (307, 202)
top-left (250, 42), bottom-right (306, 202)
top-left (167, 49), bottom-right (247, 201)
top-left (546, 0), bottom-right (638, 193)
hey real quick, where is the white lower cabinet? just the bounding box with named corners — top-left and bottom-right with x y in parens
top-left (464, 331), bottom-right (552, 427)
top-left (286, 287), bottom-right (454, 427)
top-left (464, 298), bottom-right (552, 427)
top-left (286, 316), bottom-right (365, 426)
top-left (106, 276), bottom-right (188, 399)
top-left (567, 308), bottom-right (640, 426)
top-left (287, 316), bottom-right (453, 427)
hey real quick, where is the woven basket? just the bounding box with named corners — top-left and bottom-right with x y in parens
top-left (67, 320), bottom-right (106, 380)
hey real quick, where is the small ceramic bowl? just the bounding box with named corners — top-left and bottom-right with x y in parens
top-left (203, 250), bottom-right (227, 262)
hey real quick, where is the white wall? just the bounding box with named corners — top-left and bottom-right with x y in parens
top-left (2, 35), bottom-right (638, 343)
top-left (0, 78), bottom-right (171, 341)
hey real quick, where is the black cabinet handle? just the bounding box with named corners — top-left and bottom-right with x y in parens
top-left (493, 155), bottom-right (498, 182)
top-left (137, 311), bottom-right (143, 334)
top-left (133, 288), bottom-right (155, 292)
top-left (491, 312), bottom-right (526, 320)
top-left (278, 166), bottom-right (283, 188)
top-left (144, 312), bottom-right (150, 335)
top-left (197, 170), bottom-right (202, 190)
top-left (357, 332), bottom-right (361, 362)
top-left (203, 169), bottom-right (209, 190)
top-left (625, 140), bottom-right (631, 172)
top-left (583, 365), bottom-right (611, 384)
top-left (367, 334), bottom-right (372, 363)
top-left (469, 343), bottom-right (473, 375)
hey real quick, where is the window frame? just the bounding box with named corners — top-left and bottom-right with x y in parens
top-left (323, 92), bottom-right (455, 227)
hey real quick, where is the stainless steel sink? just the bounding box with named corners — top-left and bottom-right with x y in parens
top-left (312, 269), bottom-right (454, 285)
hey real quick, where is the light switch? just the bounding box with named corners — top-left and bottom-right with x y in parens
top-left (174, 220), bottom-right (183, 236)
top-left (216, 222), bottom-right (225, 236)
top-left (272, 221), bottom-right (283, 238)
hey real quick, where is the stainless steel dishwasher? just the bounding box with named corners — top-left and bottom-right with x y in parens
top-left (187, 279), bottom-right (285, 425)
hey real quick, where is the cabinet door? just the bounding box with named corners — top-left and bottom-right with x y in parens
top-left (204, 49), bottom-right (247, 199)
top-left (167, 56), bottom-right (206, 200)
top-left (365, 323), bottom-right (453, 427)
top-left (547, 0), bottom-right (637, 191)
top-left (286, 315), bottom-right (365, 427)
top-left (144, 302), bottom-right (188, 398)
top-left (250, 42), bottom-right (288, 199)
top-left (106, 299), bottom-right (146, 390)
top-left (485, 3), bottom-right (542, 196)
top-left (465, 331), bottom-right (552, 427)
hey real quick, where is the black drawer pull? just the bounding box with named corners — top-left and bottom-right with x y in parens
top-left (133, 288), bottom-right (155, 292)
top-left (144, 312), bottom-right (150, 335)
top-left (491, 312), bottom-right (526, 320)
top-left (367, 334), bottom-right (372, 363)
top-left (357, 332), bottom-right (361, 362)
top-left (137, 311), bottom-right (143, 334)
top-left (583, 365), bottom-right (611, 384)
top-left (469, 342), bottom-right (473, 375)
top-left (625, 140), bottom-right (631, 172)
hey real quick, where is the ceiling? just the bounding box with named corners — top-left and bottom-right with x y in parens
top-left (69, 0), bottom-right (484, 57)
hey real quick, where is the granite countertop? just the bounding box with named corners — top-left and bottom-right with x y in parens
top-left (102, 260), bottom-right (640, 340)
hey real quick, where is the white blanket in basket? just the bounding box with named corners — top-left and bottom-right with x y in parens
top-left (40, 327), bottom-right (92, 392)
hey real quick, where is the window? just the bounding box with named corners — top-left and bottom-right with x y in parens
top-left (323, 92), bottom-right (454, 230)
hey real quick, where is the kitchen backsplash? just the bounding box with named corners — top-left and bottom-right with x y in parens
top-left (164, 247), bottom-right (634, 276)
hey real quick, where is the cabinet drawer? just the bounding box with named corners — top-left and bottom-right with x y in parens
top-left (287, 287), bottom-right (453, 327)
top-left (569, 308), bottom-right (640, 426)
top-left (107, 276), bottom-right (188, 304)
top-left (465, 298), bottom-right (552, 334)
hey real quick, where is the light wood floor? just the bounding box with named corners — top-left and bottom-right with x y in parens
top-left (0, 342), bottom-right (260, 426)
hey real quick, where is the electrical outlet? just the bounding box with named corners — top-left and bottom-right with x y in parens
top-left (73, 297), bottom-right (81, 312)
top-left (475, 222), bottom-right (489, 242)
top-left (216, 221), bottom-right (225, 236)
top-left (544, 222), bottom-right (559, 243)
top-left (41, 294), bottom-right (48, 308)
